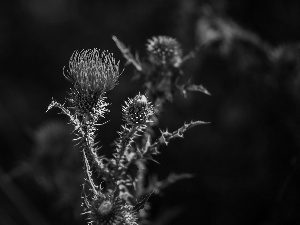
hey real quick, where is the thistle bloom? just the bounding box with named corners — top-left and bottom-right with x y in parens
top-left (84, 193), bottom-right (137, 225)
top-left (122, 94), bottom-right (154, 126)
top-left (146, 36), bottom-right (182, 67)
top-left (65, 49), bottom-right (121, 119)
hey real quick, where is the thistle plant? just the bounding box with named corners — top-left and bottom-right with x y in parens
top-left (47, 36), bottom-right (208, 224)
top-left (113, 35), bottom-right (209, 202)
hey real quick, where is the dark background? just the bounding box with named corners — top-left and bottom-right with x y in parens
top-left (1, 0), bottom-right (300, 225)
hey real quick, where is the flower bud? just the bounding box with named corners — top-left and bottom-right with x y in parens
top-left (122, 94), bottom-right (154, 126)
top-left (146, 36), bottom-right (182, 66)
top-left (85, 193), bottom-right (137, 225)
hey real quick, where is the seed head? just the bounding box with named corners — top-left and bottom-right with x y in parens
top-left (146, 36), bottom-right (182, 66)
top-left (122, 94), bottom-right (154, 126)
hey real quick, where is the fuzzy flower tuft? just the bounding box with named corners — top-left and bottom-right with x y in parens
top-left (122, 94), bottom-right (154, 126)
top-left (83, 193), bottom-right (137, 225)
top-left (66, 49), bottom-right (120, 94)
top-left (146, 36), bottom-right (182, 66)
top-left (65, 49), bottom-right (121, 119)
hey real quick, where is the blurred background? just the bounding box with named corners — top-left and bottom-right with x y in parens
top-left (1, 0), bottom-right (300, 224)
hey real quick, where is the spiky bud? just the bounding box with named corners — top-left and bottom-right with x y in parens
top-left (65, 49), bottom-right (121, 120)
top-left (146, 36), bottom-right (182, 66)
top-left (122, 94), bottom-right (154, 126)
top-left (84, 193), bottom-right (137, 225)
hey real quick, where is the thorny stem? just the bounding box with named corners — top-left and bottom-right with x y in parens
top-left (76, 122), bottom-right (101, 195)
top-left (115, 124), bottom-right (139, 168)
top-left (80, 125), bottom-right (101, 171)
top-left (83, 149), bottom-right (98, 195)
top-left (148, 121), bottom-right (209, 155)
top-left (112, 36), bottom-right (142, 72)
top-left (47, 100), bottom-right (80, 129)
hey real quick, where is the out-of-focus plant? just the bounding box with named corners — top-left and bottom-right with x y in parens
top-left (3, 121), bottom-right (84, 224)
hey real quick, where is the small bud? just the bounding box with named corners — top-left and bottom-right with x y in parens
top-left (84, 193), bottom-right (137, 225)
top-left (122, 94), bottom-right (154, 126)
top-left (146, 36), bottom-right (182, 66)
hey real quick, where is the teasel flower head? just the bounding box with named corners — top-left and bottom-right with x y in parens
top-left (65, 49), bottom-right (121, 120)
top-left (146, 36), bottom-right (182, 67)
top-left (122, 94), bottom-right (154, 126)
top-left (83, 192), bottom-right (138, 225)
